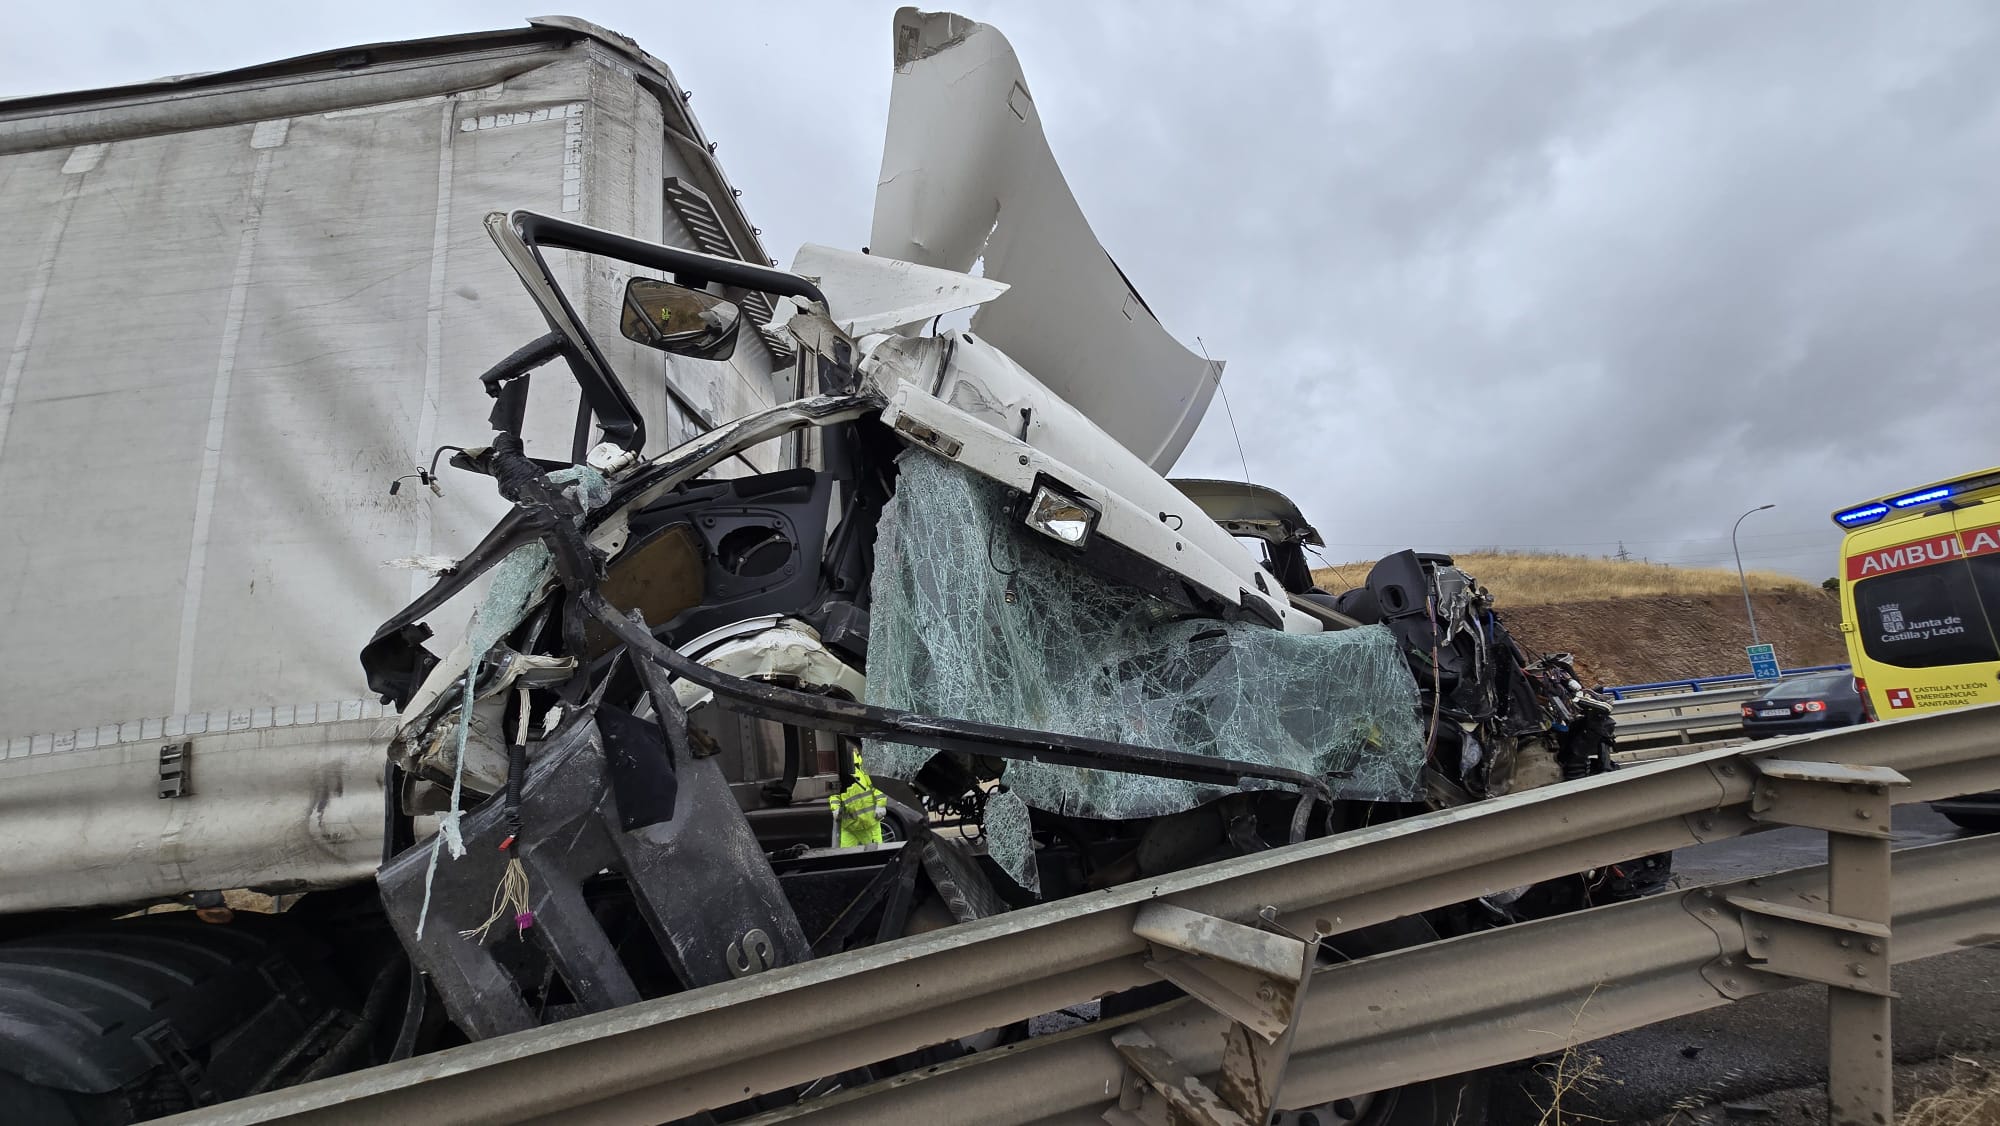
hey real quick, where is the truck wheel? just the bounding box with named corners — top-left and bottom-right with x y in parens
top-left (0, 1070), bottom-right (100, 1126)
top-left (0, 914), bottom-right (357, 1124)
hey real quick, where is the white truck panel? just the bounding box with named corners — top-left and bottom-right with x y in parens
top-left (0, 715), bottom-right (388, 912)
top-left (0, 23), bottom-right (792, 746)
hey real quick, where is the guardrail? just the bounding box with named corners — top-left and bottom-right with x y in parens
top-left (1602, 664), bottom-right (1849, 701)
top-left (1610, 671), bottom-right (1863, 747)
top-left (1612, 685), bottom-right (1768, 745)
top-left (169, 703), bottom-right (2000, 1126)
top-left (1611, 684), bottom-right (1780, 714)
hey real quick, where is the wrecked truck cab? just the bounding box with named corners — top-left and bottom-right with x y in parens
top-left (363, 205), bottom-right (1417, 806)
top-left (353, 207), bottom-right (1438, 1036)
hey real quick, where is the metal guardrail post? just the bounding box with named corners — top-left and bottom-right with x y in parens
top-left (1743, 758), bottom-right (1907, 1125)
top-left (1828, 783), bottom-right (1899, 1126)
top-left (1112, 904), bottom-right (1327, 1126)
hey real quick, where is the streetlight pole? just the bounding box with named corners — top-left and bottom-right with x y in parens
top-left (1733, 503), bottom-right (1776, 644)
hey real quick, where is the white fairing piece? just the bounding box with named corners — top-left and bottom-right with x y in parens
top-left (869, 8), bottom-right (1221, 473)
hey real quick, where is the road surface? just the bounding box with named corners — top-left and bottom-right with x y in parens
top-left (1491, 805), bottom-right (2000, 1121)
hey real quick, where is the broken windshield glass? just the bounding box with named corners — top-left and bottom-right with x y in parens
top-left (863, 451), bottom-right (1426, 885)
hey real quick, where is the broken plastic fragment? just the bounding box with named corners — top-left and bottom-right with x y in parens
top-left (437, 811), bottom-right (466, 860)
top-left (384, 554), bottom-right (460, 576)
top-left (414, 462), bottom-right (612, 941)
top-left (586, 442), bottom-right (639, 475)
top-left (981, 789), bottom-right (1038, 896)
top-left (547, 464), bottom-right (610, 514)
top-left (667, 623), bottom-right (865, 713)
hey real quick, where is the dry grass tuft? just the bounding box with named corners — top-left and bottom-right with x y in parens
top-left (1534, 1041), bottom-right (1611, 1126)
top-left (1905, 1055), bottom-right (2000, 1126)
top-left (1310, 551), bottom-right (1818, 608)
top-left (1526, 982), bottom-right (1614, 1126)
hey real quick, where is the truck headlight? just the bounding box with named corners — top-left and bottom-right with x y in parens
top-left (1024, 480), bottom-right (1099, 548)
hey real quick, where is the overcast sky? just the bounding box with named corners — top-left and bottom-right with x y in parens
top-left (5, 1), bottom-right (1995, 582)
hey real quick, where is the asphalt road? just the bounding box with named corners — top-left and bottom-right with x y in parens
top-left (1506, 805), bottom-right (2000, 1122)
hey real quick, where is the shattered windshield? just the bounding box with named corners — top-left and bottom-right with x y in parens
top-left (863, 451), bottom-right (1426, 885)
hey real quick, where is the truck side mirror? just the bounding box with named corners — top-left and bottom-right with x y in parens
top-left (619, 278), bottom-right (741, 361)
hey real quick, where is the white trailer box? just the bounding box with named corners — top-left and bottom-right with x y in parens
top-left (0, 19), bottom-right (797, 908)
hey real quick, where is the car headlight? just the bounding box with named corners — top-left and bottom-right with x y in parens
top-left (1023, 480), bottom-right (1099, 548)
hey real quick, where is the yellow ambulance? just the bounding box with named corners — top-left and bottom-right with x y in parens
top-left (1832, 467), bottom-right (2000, 720)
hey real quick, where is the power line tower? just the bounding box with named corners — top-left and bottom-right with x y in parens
top-left (1614, 541), bottom-right (1632, 562)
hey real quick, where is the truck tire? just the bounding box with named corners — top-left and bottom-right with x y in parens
top-left (0, 914), bottom-right (356, 1124)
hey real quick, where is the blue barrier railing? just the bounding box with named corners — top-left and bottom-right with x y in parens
top-left (1602, 664), bottom-right (1852, 701)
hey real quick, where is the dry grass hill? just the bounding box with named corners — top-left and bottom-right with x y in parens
top-left (1310, 551), bottom-right (1815, 609)
top-left (1310, 552), bottom-right (1846, 687)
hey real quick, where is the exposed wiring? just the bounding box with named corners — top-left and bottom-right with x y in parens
top-left (389, 446), bottom-right (470, 497)
top-left (1195, 336), bottom-right (1251, 485)
top-left (429, 444), bottom-right (469, 479)
top-left (1423, 594), bottom-right (1443, 765)
top-left (986, 508), bottom-right (1020, 603)
top-left (1305, 542), bottom-right (1358, 594)
top-left (985, 524), bottom-right (1019, 578)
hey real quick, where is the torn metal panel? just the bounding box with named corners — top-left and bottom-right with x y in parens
top-left (377, 709), bottom-right (811, 1040)
top-left (870, 8), bottom-right (1220, 472)
top-left (789, 243), bottom-right (1009, 338)
top-left (1169, 480), bottom-right (1326, 549)
top-left (377, 394), bottom-right (1320, 817)
top-left (410, 700), bottom-right (511, 795)
top-left (865, 333), bottom-right (1303, 631)
top-left (666, 621), bottom-right (866, 712)
top-left (371, 392), bottom-right (875, 719)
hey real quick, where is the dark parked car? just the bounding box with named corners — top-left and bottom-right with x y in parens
top-left (1929, 792), bottom-right (2000, 833)
top-left (1739, 673), bottom-right (1869, 739)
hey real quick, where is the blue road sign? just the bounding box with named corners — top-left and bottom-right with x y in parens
top-left (1746, 642), bottom-right (1780, 679)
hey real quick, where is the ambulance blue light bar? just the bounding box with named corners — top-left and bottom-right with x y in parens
top-left (1830, 468), bottom-right (2000, 530)
top-left (1834, 503), bottom-right (1890, 527)
top-left (1890, 485), bottom-right (1953, 508)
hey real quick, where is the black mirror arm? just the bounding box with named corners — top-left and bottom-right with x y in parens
top-left (488, 210), bottom-right (832, 457)
top-left (513, 213), bottom-right (827, 308)
top-left (477, 331), bottom-right (567, 397)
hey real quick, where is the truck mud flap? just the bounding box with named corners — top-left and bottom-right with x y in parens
top-left (377, 709), bottom-right (811, 1040)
